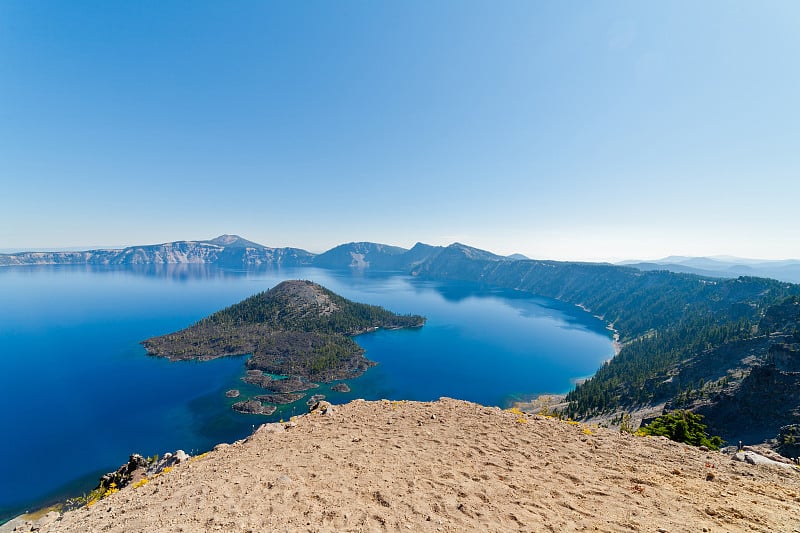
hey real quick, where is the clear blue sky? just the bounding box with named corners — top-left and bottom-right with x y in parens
top-left (2, 1), bottom-right (799, 261)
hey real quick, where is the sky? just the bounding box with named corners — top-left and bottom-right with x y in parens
top-left (1, 1), bottom-right (799, 261)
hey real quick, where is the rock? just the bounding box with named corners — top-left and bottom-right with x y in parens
top-left (225, 389), bottom-right (240, 398)
top-left (232, 399), bottom-right (278, 415)
top-left (97, 454), bottom-right (149, 491)
top-left (331, 383), bottom-right (351, 393)
top-left (146, 450), bottom-right (192, 476)
top-left (256, 422), bottom-right (286, 434)
top-left (309, 400), bottom-right (333, 415)
top-left (241, 371), bottom-right (274, 388)
top-left (253, 393), bottom-right (306, 404)
top-left (214, 443), bottom-right (231, 451)
top-left (306, 394), bottom-right (327, 406)
top-left (263, 377), bottom-right (319, 393)
top-left (733, 451), bottom-right (798, 469)
top-left (742, 445), bottom-right (796, 464)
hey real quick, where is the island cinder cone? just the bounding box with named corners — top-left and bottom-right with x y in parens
top-left (141, 280), bottom-right (425, 387)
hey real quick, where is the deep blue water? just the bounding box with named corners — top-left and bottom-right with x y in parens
top-left (0, 264), bottom-right (613, 520)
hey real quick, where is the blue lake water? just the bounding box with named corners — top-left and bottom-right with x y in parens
top-left (0, 264), bottom-right (613, 520)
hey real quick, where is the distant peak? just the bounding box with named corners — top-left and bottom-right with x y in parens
top-left (210, 234), bottom-right (243, 244)
top-left (409, 242), bottom-right (438, 252)
top-left (446, 242), bottom-right (502, 260)
top-left (206, 235), bottom-right (265, 249)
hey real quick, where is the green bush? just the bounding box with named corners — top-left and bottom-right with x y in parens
top-left (637, 410), bottom-right (724, 450)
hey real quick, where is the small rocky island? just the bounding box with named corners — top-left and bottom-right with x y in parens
top-left (142, 280), bottom-right (425, 412)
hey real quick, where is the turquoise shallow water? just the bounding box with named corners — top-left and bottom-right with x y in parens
top-left (0, 265), bottom-right (613, 520)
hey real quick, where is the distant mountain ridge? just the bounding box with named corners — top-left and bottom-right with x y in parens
top-left (0, 235), bottom-right (313, 268)
top-left (4, 237), bottom-right (798, 284)
top-left (621, 255), bottom-right (800, 284)
top-left (0, 235), bottom-right (516, 271)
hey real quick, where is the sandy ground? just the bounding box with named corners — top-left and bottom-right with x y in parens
top-left (19, 398), bottom-right (800, 532)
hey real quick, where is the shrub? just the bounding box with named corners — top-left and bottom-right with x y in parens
top-left (637, 410), bottom-right (724, 450)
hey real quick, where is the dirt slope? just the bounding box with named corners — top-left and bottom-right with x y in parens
top-left (30, 398), bottom-right (800, 532)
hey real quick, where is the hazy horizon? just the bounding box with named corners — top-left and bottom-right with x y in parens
top-left (2, 2), bottom-right (799, 262)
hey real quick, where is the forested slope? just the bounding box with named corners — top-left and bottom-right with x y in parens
top-left (411, 245), bottom-right (800, 430)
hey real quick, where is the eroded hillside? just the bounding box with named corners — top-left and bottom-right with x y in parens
top-left (20, 398), bottom-right (800, 533)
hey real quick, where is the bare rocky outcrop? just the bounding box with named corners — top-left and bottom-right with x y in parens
top-left (231, 399), bottom-right (277, 416)
top-left (24, 398), bottom-right (800, 533)
top-left (97, 454), bottom-right (149, 491)
top-left (692, 363), bottom-right (800, 443)
top-left (252, 392), bottom-right (306, 404)
top-left (247, 374), bottom-right (319, 393)
top-left (730, 444), bottom-right (798, 469)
